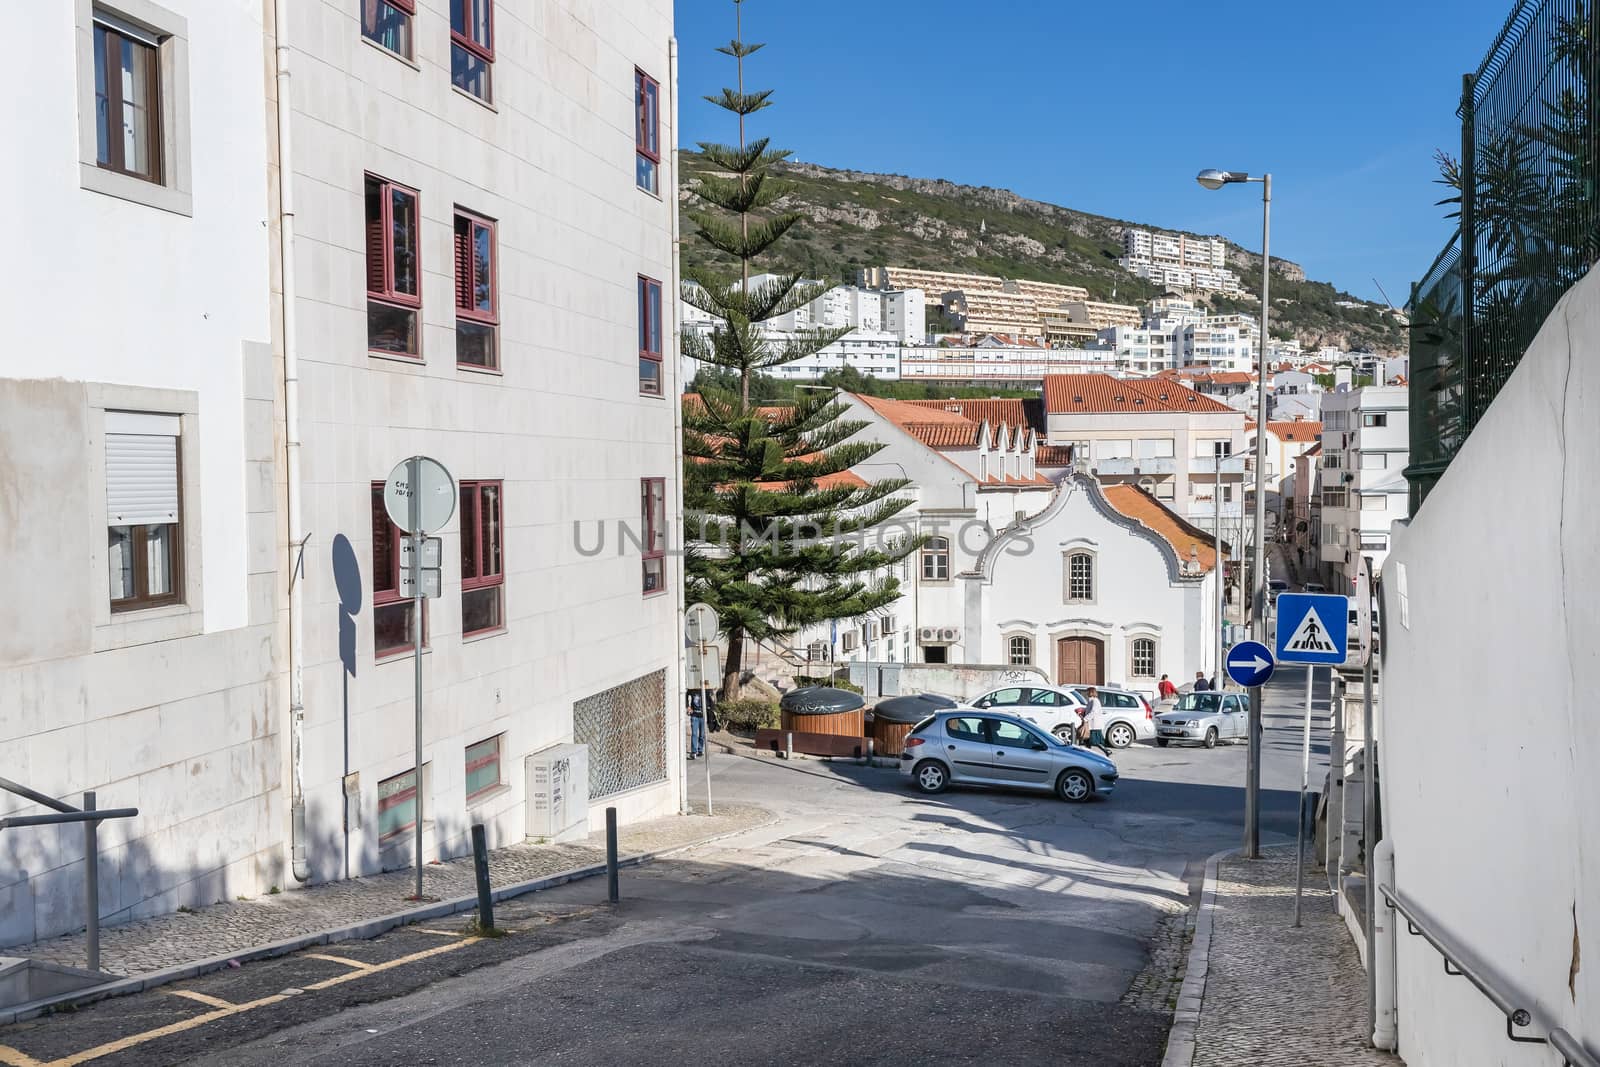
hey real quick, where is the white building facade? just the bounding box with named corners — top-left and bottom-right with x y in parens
top-left (0, 0), bottom-right (284, 944)
top-left (281, 0), bottom-right (684, 884)
top-left (1317, 385), bottom-right (1410, 589)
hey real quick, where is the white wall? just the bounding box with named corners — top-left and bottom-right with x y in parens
top-left (1381, 270), bottom-right (1600, 1064)
top-left (283, 0), bottom-right (681, 879)
top-left (972, 477), bottom-right (1210, 688)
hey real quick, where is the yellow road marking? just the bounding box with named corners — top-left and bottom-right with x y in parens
top-left (167, 989), bottom-right (235, 1009)
top-left (302, 939), bottom-right (475, 991)
top-left (44, 994), bottom-right (289, 1066)
top-left (300, 953), bottom-right (373, 970)
top-left (27, 936), bottom-right (481, 1066)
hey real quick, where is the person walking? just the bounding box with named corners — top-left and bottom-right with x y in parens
top-left (686, 692), bottom-right (705, 760)
top-left (1079, 687), bottom-right (1113, 757)
top-left (1158, 674), bottom-right (1178, 702)
top-left (1194, 671), bottom-right (1211, 692)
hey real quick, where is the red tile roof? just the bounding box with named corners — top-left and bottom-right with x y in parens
top-left (902, 422), bottom-right (981, 449)
top-left (901, 398), bottom-right (1041, 432)
top-left (1033, 444), bottom-right (1075, 466)
top-left (1042, 374), bottom-right (1235, 415)
top-left (1103, 484), bottom-right (1227, 573)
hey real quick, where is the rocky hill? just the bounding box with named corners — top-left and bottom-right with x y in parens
top-left (678, 153), bottom-right (1406, 355)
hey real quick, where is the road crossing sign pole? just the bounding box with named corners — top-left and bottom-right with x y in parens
top-left (1274, 592), bottom-right (1350, 923)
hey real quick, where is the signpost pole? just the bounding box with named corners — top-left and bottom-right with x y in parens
top-left (698, 648), bottom-right (712, 816)
top-left (409, 456), bottom-right (424, 901)
top-left (1244, 684), bottom-right (1261, 858)
top-left (1293, 663), bottom-right (1313, 926)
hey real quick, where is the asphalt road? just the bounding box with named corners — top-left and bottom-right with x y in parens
top-left (1, 667), bottom-right (1331, 1067)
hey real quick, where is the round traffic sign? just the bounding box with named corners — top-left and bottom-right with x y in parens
top-left (384, 456), bottom-right (456, 534)
top-left (685, 602), bottom-right (720, 644)
top-left (1225, 640), bottom-right (1276, 688)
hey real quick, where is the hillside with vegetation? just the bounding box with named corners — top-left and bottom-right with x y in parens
top-left (678, 153), bottom-right (1407, 355)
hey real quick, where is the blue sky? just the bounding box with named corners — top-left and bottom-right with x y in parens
top-left (673, 0), bottom-right (1512, 304)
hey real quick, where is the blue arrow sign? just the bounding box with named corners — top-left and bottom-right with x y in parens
top-left (1225, 640), bottom-right (1276, 688)
top-left (1275, 592), bottom-right (1349, 665)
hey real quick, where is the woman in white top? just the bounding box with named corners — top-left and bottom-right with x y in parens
top-left (1078, 687), bottom-right (1113, 756)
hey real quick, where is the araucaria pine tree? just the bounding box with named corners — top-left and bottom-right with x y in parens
top-left (682, 0), bottom-right (916, 701)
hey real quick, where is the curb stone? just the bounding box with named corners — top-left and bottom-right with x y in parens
top-left (0, 809), bottom-right (776, 1027)
top-left (1161, 846), bottom-right (1237, 1067)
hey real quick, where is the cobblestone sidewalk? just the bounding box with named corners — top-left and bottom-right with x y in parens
top-left (1182, 845), bottom-right (1401, 1067)
top-left (16, 802), bottom-right (770, 979)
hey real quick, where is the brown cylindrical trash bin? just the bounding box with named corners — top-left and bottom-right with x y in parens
top-left (870, 694), bottom-right (959, 757)
top-left (778, 686), bottom-right (867, 737)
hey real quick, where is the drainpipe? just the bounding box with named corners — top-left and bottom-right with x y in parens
top-left (669, 34), bottom-right (688, 816)
top-left (1371, 838), bottom-right (1398, 1049)
top-left (274, 0), bottom-right (310, 883)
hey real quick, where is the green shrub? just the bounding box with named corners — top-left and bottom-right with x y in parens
top-left (716, 698), bottom-right (780, 731)
top-left (792, 674), bottom-right (863, 694)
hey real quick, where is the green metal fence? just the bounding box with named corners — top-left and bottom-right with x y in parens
top-left (1408, 0), bottom-right (1600, 508)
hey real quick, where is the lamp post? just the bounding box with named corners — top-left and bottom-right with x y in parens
top-left (1197, 167), bottom-right (1271, 859)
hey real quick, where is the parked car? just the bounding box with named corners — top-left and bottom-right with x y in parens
top-left (1154, 691), bottom-right (1252, 748)
top-left (1067, 685), bottom-right (1157, 749)
top-left (968, 684), bottom-right (1085, 744)
top-left (1268, 579), bottom-right (1289, 604)
top-left (1303, 581), bottom-right (1327, 593)
top-left (900, 709), bottom-right (1118, 802)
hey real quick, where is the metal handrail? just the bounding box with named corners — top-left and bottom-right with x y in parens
top-left (0, 777), bottom-right (138, 973)
top-left (1380, 882), bottom-right (1599, 1067)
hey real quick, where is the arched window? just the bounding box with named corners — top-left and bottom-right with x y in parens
top-left (921, 537), bottom-right (950, 581)
top-left (1066, 551), bottom-right (1094, 602)
top-left (1131, 637), bottom-right (1157, 678)
top-left (1008, 635), bottom-right (1032, 666)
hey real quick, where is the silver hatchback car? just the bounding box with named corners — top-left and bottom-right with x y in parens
top-left (900, 709), bottom-right (1119, 802)
top-left (1155, 691), bottom-right (1251, 748)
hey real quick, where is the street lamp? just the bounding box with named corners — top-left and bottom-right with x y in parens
top-left (1197, 167), bottom-right (1272, 860)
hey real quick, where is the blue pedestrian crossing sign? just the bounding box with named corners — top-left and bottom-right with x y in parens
top-left (1225, 640), bottom-right (1275, 688)
top-left (1275, 592), bottom-right (1349, 665)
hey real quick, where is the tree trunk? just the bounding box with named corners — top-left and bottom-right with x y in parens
top-left (719, 626), bottom-right (745, 705)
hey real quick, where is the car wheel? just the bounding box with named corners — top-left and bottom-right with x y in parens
top-left (1203, 727), bottom-right (1218, 749)
top-left (1106, 722), bottom-right (1136, 749)
top-left (913, 760), bottom-right (949, 795)
top-left (1052, 724), bottom-right (1076, 745)
top-left (1156, 738), bottom-right (1170, 748)
top-left (1057, 768), bottom-right (1094, 803)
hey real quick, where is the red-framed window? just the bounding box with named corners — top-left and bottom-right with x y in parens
top-left (360, 0), bottom-right (414, 59)
top-left (464, 734), bottom-right (503, 803)
top-left (365, 174), bottom-right (421, 358)
top-left (638, 275), bottom-right (663, 396)
top-left (641, 477), bottom-right (667, 595)
top-left (377, 764), bottom-right (423, 842)
top-left (450, 0), bottom-right (494, 102)
top-left (459, 480), bottom-right (504, 636)
top-left (371, 483), bottom-right (427, 656)
top-left (635, 69), bottom-right (660, 193)
top-left (454, 210), bottom-right (498, 369)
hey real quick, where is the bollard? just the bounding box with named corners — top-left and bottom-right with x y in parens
top-left (469, 823), bottom-right (494, 931)
top-left (785, 731), bottom-right (793, 761)
top-left (84, 791), bottom-right (99, 973)
top-left (605, 806), bottom-right (619, 904)
top-left (864, 738), bottom-right (873, 766)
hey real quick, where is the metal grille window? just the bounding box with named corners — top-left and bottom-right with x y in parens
top-left (1008, 635), bottom-right (1032, 665)
top-left (574, 669), bottom-right (667, 800)
top-left (464, 735), bottom-right (503, 803)
top-left (1131, 638), bottom-right (1157, 678)
top-left (1066, 552), bottom-right (1094, 602)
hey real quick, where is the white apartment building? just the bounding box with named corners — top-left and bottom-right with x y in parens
top-left (1120, 229), bottom-right (1242, 293)
top-left (898, 342), bottom-right (1118, 386)
top-left (1, 0), bottom-right (284, 944)
top-left (282, 0), bottom-right (683, 883)
top-left (1041, 375), bottom-right (1249, 527)
top-left (1317, 385), bottom-right (1410, 590)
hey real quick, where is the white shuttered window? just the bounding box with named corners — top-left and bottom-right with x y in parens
top-left (106, 413), bottom-right (182, 609)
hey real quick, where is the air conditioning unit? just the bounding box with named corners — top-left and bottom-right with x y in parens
top-left (525, 743), bottom-right (588, 844)
top-left (939, 627), bottom-right (960, 642)
top-left (918, 626), bottom-right (941, 643)
top-left (807, 641), bottom-right (828, 662)
top-left (842, 631), bottom-right (859, 651)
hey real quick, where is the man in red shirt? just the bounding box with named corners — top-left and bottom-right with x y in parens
top-left (1158, 674), bottom-right (1178, 702)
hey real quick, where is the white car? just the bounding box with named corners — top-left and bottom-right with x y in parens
top-left (970, 683), bottom-right (1155, 749)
